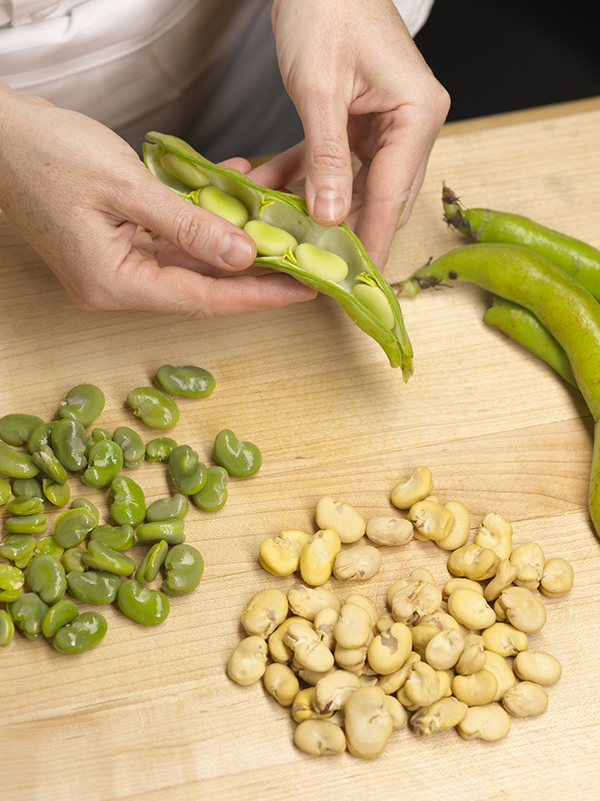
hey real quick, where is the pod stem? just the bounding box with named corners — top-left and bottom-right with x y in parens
top-left (442, 184), bottom-right (476, 238)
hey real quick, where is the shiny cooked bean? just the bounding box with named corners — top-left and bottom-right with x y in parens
top-left (118, 579), bottom-right (170, 625)
top-left (67, 570), bottom-right (121, 604)
top-left (110, 476), bottom-right (146, 526)
top-left (135, 540), bottom-right (169, 584)
top-left (155, 364), bottom-right (215, 398)
top-left (145, 436), bottom-right (178, 462)
top-left (82, 541), bottom-right (136, 576)
top-left (0, 478), bottom-right (12, 504)
top-left (0, 563), bottom-right (25, 592)
top-left (62, 546), bottom-right (87, 573)
top-left (0, 441), bottom-right (40, 479)
top-left (7, 495), bottom-right (44, 516)
top-left (0, 534), bottom-right (36, 562)
top-left (0, 414), bottom-right (44, 447)
top-left (26, 554), bottom-right (67, 605)
top-left (42, 477), bottom-right (70, 507)
top-left (81, 440), bottom-right (124, 488)
top-left (213, 429), bottom-right (262, 477)
top-left (146, 493), bottom-right (189, 522)
top-left (71, 498), bottom-right (100, 525)
top-left (137, 519), bottom-right (185, 545)
top-left (8, 592), bottom-right (49, 640)
top-left (315, 496), bottom-right (366, 544)
top-left (0, 609), bottom-right (15, 646)
top-left (161, 543), bottom-right (204, 595)
top-left (11, 477), bottom-right (42, 498)
top-left (51, 419), bottom-right (88, 472)
top-left (192, 466), bottom-right (229, 511)
top-left (85, 428), bottom-right (112, 454)
top-left (168, 446), bottom-right (206, 495)
top-left (89, 524), bottom-right (135, 551)
top-left (113, 427), bottom-right (146, 468)
top-left (5, 513), bottom-right (47, 535)
top-left (54, 508), bottom-right (96, 548)
top-left (36, 536), bottom-right (63, 560)
top-left (53, 611), bottom-right (107, 654)
top-left (42, 598), bottom-right (79, 638)
top-left (127, 387), bottom-right (180, 429)
top-left (57, 384), bottom-right (105, 426)
top-left (27, 422), bottom-right (57, 456)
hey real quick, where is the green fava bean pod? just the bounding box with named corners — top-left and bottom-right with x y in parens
top-left (192, 466), bottom-right (228, 511)
top-left (82, 540), bottom-right (136, 576)
top-left (0, 609), bottom-right (15, 646)
top-left (0, 442), bottom-right (40, 479)
top-left (26, 554), bottom-right (67, 605)
top-left (155, 364), bottom-right (216, 398)
top-left (110, 476), bottom-right (146, 526)
top-left (52, 419), bottom-right (87, 472)
top-left (42, 598), bottom-right (79, 638)
top-left (32, 444), bottom-right (68, 484)
top-left (7, 495), bottom-right (44, 516)
top-left (0, 563), bottom-right (25, 591)
top-left (67, 570), bottom-right (122, 604)
top-left (54, 508), bottom-right (96, 548)
top-left (71, 497), bottom-right (100, 524)
top-left (62, 546), bottom-right (87, 573)
top-left (42, 477), bottom-right (71, 507)
top-left (53, 611), bottom-right (107, 654)
top-left (5, 513), bottom-right (47, 535)
top-left (0, 477), bottom-right (11, 505)
top-left (57, 384), bottom-right (105, 426)
top-left (113, 427), bottom-right (145, 468)
top-left (8, 592), bottom-right (49, 639)
top-left (118, 579), bottom-right (170, 626)
top-left (127, 387), bottom-right (179, 429)
top-left (168, 445), bottom-right (207, 495)
top-left (81, 440), bottom-right (124, 488)
top-left (89, 524), bottom-right (135, 551)
top-left (0, 414), bottom-right (44, 447)
top-left (12, 477), bottom-right (43, 498)
top-left (145, 437), bottom-right (178, 462)
top-left (135, 540), bottom-right (168, 584)
top-left (146, 493), bottom-right (189, 522)
top-left (27, 422), bottom-right (57, 455)
top-left (36, 536), bottom-right (64, 560)
top-left (144, 132), bottom-right (413, 376)
top-left (162, 543), bottom-right (204, 596)
top-left (0, 534), bottom-right (36, 561)
top-left (213, 429), bottom-right (261, 477)
top-left (136, 519), bottom-right (186, 545)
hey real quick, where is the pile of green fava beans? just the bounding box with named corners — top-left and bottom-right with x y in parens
top-left (0, 364), bottom-right (262, 654)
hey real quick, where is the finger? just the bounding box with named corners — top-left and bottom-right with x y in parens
top-left (153, 237), bottom-right (278, 277)
top-left (248, 142), bottom-right (307, 189)
top-left (219, 157), bottom-right (252, 174)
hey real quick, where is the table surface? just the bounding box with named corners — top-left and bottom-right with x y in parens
top-left (2, 99), bottom-right (600, 801)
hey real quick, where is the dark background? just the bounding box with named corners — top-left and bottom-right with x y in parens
top-left (414, 0), bottom-right (600, 121)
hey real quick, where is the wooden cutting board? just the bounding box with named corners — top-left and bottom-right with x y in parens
top-left (1, 105), bottom-right (600, 801)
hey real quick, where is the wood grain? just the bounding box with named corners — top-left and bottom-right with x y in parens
top-left (2, 107), bottom-right (600, 801)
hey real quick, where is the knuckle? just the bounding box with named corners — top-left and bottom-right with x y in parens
top-left (173, 210), bottom-right (213, 257)
top-left (310, 139), bottom-right (349, 174)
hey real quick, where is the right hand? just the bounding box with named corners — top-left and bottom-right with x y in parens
top-left (0, 84), bottom-right (316, 317)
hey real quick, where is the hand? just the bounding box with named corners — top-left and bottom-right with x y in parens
top-left (254, 0), bottom-right (450, 268)
top-left (0, 84), bottom-right (316, 316)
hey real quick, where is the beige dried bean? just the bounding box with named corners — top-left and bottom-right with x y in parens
top-left (268, 616), bottom-right (312, 663)
top-left (410, 567), bottom-right (436, 585)
top-left (334, 602), bottom-right (372, 649)
top-left (384, 694), bottom-right (408, 729)
top-left (299, 528), bottom-right (341, 586)
top-left (315, 496), bottom-right (365, 544)
top-left (540, 557), bottom-right (574, 597)
top-left (452, 669), bottom-right (498, 706)
top-left (443, 577), bottom-right (484, 599)
top-left (410, 623), bottom-right (440, 658)
top-left (390, 580), bottom-right (442, 625)
top-left (367, 622), bottom-right (412, 675)
top-left (241, 588), bottom-right (288, 638)
top-left (396, 686), bottom-right (420, 711)
top-left (294, 719), bottom-right (346, 755)
top-left (376, 613), bottom-right (396, 633)
top-left (345, 594), bottom-right (379, 627)
top-left (334, 642), bottom-right (368, 673)
top-left (292, 687), bottom-right (333, 723)
top-left (263, 663), bottom-right (299, 706)
top-left (377, 651), bottom-right (421, 694)
top-left (313, 607), bottom-right (339, 650)
top-left (483, 650), bottom-right (516, 700)
top-left (447, 543), bottom-right (499, 581)
top-left (344, 686), bottom-right (393, 759)
top-left (391, 467), bottom-right (433, 509)
top-left (447, 588), bottom-right (496, 630)
top-left (481, 622), bottom-right (528, 657)
top-left (259, 529), bottom-right (312, 576)
top-left (403, 661), bottom-right (441, 707)
top-left (292, 661), bottom-right (336, 686)
top-left (510, 542), bottom-right (545, 590)
top-left (333, 544), bottom-right (381, 581)
top-left (455, 634), bottom-right (486, 675)
top-left (287, 584), bottom-right (341, 620)
top-left (410, 696), bottom-right (468, 735)
top-left (418, 611), bottom-right (461, 632)
top-left (425, 629), bottom-right (464, 670)
top-left (475, 512), bottom-right (513, 560)
top-left (497, 586), bottom-right (546, 632)
top-left (484, 558), bottom-right (519, 602)
top-left (513, 651), bottom-right (562, 685)
top-left (314, 669), bottom-right (361, 713)
top-left (284, 622), bottom-right (334, 672)
top-left (457, 704), bottom-right (511, 741)
top-left (436, 500), bottom-right (471, 551)
top-left (408, 500), bottom-right (455, 542)
top-left (502, 681), bottom-right (548, 717)
top-left (366, 515), bottom-right (413, 546)
top-left (227, 636), bottom-right (268, 686)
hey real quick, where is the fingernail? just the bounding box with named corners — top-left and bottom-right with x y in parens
top-left (314, 190), bottom-right (345, 222)
top-left (220, 232), bottom-right (255, 269)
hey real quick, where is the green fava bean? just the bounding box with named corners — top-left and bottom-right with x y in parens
top-left (0, 609), bottom-right (15, 646)
top-left (0, 414), bottom-right (44, 447)
top-left (89, 524), bottom-right (135, 551)
top-left (137, 519), bottom-right (185, 545)
top-left (26, 554), bottom-right (67, 605)
top-left (213, 429), bottom-right (262, 477)
top-left (0, 442), bottom-right (40, 479)
top-left (155, 364), bottom-right (215, 398)
top-left (127, 387), bottom-right (179, 429)
top-left (8, 592), bottom-right (49, 639)
top-left (0, 563), bottom-right (25, 591)
top-left (42, 598), bottom-right (79, 638)
top-left (0, 534), bottom-right (36, 561)
top-left (52, 419), bottom-right (87, 472)
top-left (0, 477), bottom-right (11, 504)
top-left (62, 546), bottom-right (87, 573)
top-left (135, 540), bottom-right (168, 584)
top-left (162, 543), bottom-right (204, 596)
top-left (71, 497), bottom-right (100, 524)
top-left (0, 589), bottom-right (22, 602)
top-left (7, 495), bottom-right (44, 515)
top-left (53, 611), bottom-right (107, 654)
top-left (36, 536), bottom-right (64, 560)
top-left (54, 508), bottom-right (96, 548)
top-left (118, 579), bottom-right (170, 626)
top-left (67, 570), bottom-right (121, 604)
top-left (87, 427), bottom-right (112, 448)
top-left (110, 476), bottom-right (146, 526)
top-left (113, 426), bottom-right (145, 468)
top-left (5, 513), bottom-right (47, 535)
top-left (160, 151), bottom-right (210, 188)
top-left (243, 219), bottom-right (298, 257)
top-left (81, 440), bottom-right (124, 488)
top-left (12, 477), bottom-right (43, 498)
top-left (57, 384), bottom-right (105, 426)
top-left (294, 242), bottom-right (349, 283)
top-left (27, 422), bottom-right (57, 455)
top-left (352, 281), bottom-right (396, 331)
top-left (82, 540), bottom-right (135, 576)
top-left (43, 478), bottom-right (70, 507)
top-left (168, 445), bottom-right (206, 495)
top-left (195, 185), bottom-right (249, 228)
top-left (146, 493), bottom-right (189, 522)
top-left (145, 437), bottom-right (178, 462)
top-left (192, 466), bottom-right (228, 511)
top-left (32, 444), bottom-right (68, 484)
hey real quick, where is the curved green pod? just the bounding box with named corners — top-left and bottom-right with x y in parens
top-left (143, 132), bottom-right (413, 378)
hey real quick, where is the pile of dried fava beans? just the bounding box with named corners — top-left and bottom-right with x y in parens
top-left (227, 467), bottom-right (574, 757)
top-left (0, 366), bottom-right (262, 654)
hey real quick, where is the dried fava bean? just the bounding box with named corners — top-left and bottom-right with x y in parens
top-left (294, 719), bottom-right (346, 756)
top-left (475, 512), bottom-right (513, 560)
top-left (145, 437), bottom-right (178, 463)
top-left (411, 567), bottom-right (436, 585)
top-left (484, 558), bottom-right (519, 602)
top-left (346, 593), bottom-right (379, 628)
top-left (513, 651), bottom-right (562, 685)
top-left (42, 478), bottom-right (70, 507)
top-left (0, 441), bottom-right (40, 479)
top-left (90, 524), bottom-right (135, 551)
top-left (71, 498), bottom-right (100, 525)
top-left (411, 697), bottom-right (468, 735)
top-left (457, 704), bottom-right (511, 741)
top-left (0, 609), bottom-right (15, 646)
top-left (168, 446), bottom-right (207, 495)
top-left (5, 513), bottom-right (47, 535)
top-left (483, 651), bottom-right (516, 701)
top-left (497, 586), bottom-right (547, 632)
top-left (161, 543), bottom-right (204, 595)
top-left (334, 602), bottom-right (372, 649)
top-left (7, 495), bottom-right (44, 516)
top-left (313, 607), bottom-right (339, 650)
top-left (284, 622), bottom-right (334, 672)
top-left (228, 635), bottom-right (268, 685)
top-left (62, 547), bottom-right (87, 574)
top-left (192, 466), bottom-right (229, 512)
top-left (391, 466), bottom-right (433, 510)
top-left (42, 598), bottom-right (79, 638)
top-left (135, 540), bottom-right (169, 584)
top-left (481, 622), bottom-right (528, 657)
top-left (52, 419), bottom-right (88, 472)
top-left (263, 663), bottom-right (300, 707)
top-left (408, 500), bottom-right (455, 542)
top-left (452, 670), bottom-right (498, 706)
top-left (410, 622), bottom-right (439, 658)
top-left (244, 220), bottom-right (298, 257)
top-left (54, 508), bottom-right (96, 548)
top-left (67, 570), bottom-right (121, 605)
top-left (334, 642), bottom-right (368, 674)
top-left (447, 543), bottom-right (499, 581)
top-left (366, 515), bottom-right (413, 546)
top-left (443, 577), bottom-right (484, 598)
top-left (510, 542), bottom-right (545, 590)
top-left (389, 580), bottom-right (442, 625)
top-left (0, 534), bottom-right (36, 561)
top-left (294, 242), bottom-right (348, 283)
top-left (57, 384), bottom-right (105, 426)
top-left (292, 686), bottom-right (333, 722)
top-left (299, 528), bottom-right (341, 587)
top-left (12, 477), bottom-right (43, 498)
top-left (0, 478), bottom-right (12, 504)
top-left (33, 442), bottom-right (69, 483)
top-left (8, 592), bottom-right (49, 640)
top-left (314, 670), bottom-right (361, 713)
top-left (455, 634), bottom-right (486, 675)
top-left (155, 364), bottom-right (216, 398)
top-left (268, 616), bottom-right (313, 663)
top-left (160, 151), bottom-right (210, 188)
top-left (113, 427), bottom-right (146, 469)
top-left (502, 681), bottom-right (548, 717)
top-left (110, 476), bottom-right (146, 527)
top-left (447, 588), bottom-right (496, 630)
top-left (26, 554), bottom-right (67, 605)
top-left (27, 422), bottom-right (57, 456)
top-left (35, 536), bottom-right (64, 560)
top-left (83, 541), bottom-right (136, 576)
top-left (436, 501), bottom-right (471, 551)
top-left (81, 440), bottom-right (124, 488)
top-left (127, 387), bottom-right (180, 429)
top-left (368, 622), bottom-right (412, 675)
top-left (137, 519), bottom-right (185, 545)
top-left (333, 544), bottom-right (381, 581)
top-left (287, 584), bottom-right (341, 620)
top-left (425, 629), bottom-right (464, 671)
top-left (403, 661), bottom-right (441, 707)
top-left (213, 430), bottom-right (262, 478)
top-left (315, 496), bottom-right (366, 544)
top-left (345, 686), bottom-right (393, 758)
top-left (259, 530), bottom-right (311, 577)
top-left (540, 557), bottom-right (574, 597)
top-left (146, 493), bottom-right (189, 523)
top-left (118, 579), bottom-right (170, 625)
top-left (384, 694), bottom-right (408, 729)
top-left (53, 611), bottom-right (107, 654)
top-left (0, 414), bottom-right (44, 447)
top-left (242, 589), bottom-right (288, 638)
top-left (197, 185), bottom-right (249, 227)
